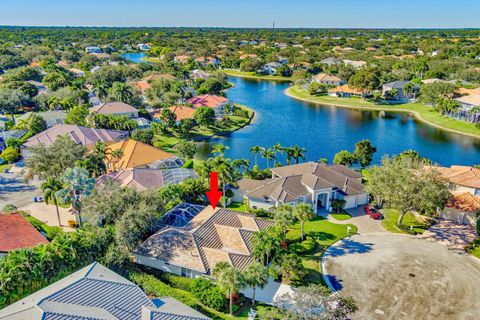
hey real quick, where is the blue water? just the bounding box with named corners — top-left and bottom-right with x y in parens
top-left (121, 52), bottom-right (147, 63)
top-left (198, 77), bottom-right (480, 166)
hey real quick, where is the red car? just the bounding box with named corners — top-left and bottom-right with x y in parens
top-left (370, 212), bottom-right (383, 220)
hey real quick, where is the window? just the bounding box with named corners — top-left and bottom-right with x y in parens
top-left (181, 267), bottom-right (193, 278)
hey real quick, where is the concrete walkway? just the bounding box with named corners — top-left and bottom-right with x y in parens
top-left (19, 202), bottom-right (76, 232)
top-left (328, 206), bottom-right (385, 234)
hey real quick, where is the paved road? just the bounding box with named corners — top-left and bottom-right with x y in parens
top-left (328, 206), bottom-right (385, 234)
top-left (0, 172), bottom-right (41, 209)
top-left (323, 233), bottom-right (480, 320)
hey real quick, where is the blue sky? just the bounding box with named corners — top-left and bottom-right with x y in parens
top-left (1, 0), bottom-right (479, 28)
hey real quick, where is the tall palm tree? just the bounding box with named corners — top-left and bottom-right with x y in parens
top-left (288, 144), bottom-right (306, 164)
top-left (55, 167), bottom-right (95, 227)
top-left (272, 143), bottom-right (283, 167)
top-left (110, 149), bottom-right (124, 171)
top-left (293, 203), bottom-right (315, 241)
top-left (211, 157), bottom-right (235, 208)
top-left (41, 177), bottom-right (63, 227)
top-left (274, 204), bottom-right (295, 239)
top-left (232, 158), bottom-right (251, 174)
top-left (213, 262), bottom-right (245, 315)
top-left (243, 262), bottom-right (269, 308)
top-left (110, 82), bottom-right (134, 103)
top-left (93, 81), bottom-right (109, 101)
top-left (211, 143), bottom-right (229, 157)
top-left (250, 146), bottom-right (264, 167)
top-left (261, 148), bottom-right (275, 168)
top-left (47, 96), bottom-right (61, 110)
top-left (195, 160), bottom-right (214, 184)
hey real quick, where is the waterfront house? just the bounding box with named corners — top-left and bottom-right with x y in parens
top-left (382, 81), bottom-right (419, 101)
top-left (455, 94), bottom-right (480, 111)
top-left (137, 43), bottom-right (151, 51)
top-left (187, 94), bottom-right (229, 119)
top-left (97, 167), bottom-right (197, 191)
top-left (192, 69), bottom-right (210, 80)
top-left (233, 162), bottom-right (368, 214)
top-left (431, 165), bottom-right (480, 196)
top-left (0, 213), bottom-right (48, 257)
top-left (262, 62), bottom-right (283, 75)
top-left (152, 105), bottom-right (197, 124)
top-left (105, 139), bottom-right (174, 170)
top-left (89, 101), bottom-right (139, 118)
top-left (328, 84), bottom-right (370, 98)
top-left (312, 73), bottom-right (344, 86)
top-left (0, 262), bottom-right (209, 319)
top-left (134, 205), bottom-right (275, 277)
top-left (23, 124), bottom-right (127, 149)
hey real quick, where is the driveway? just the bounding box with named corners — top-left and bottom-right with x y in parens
top-left (419, 220), bottom-right (478, 250)
top-left (323, 233), bottom-right (480, 320)
top-left (0, 171), bottom-right (41, 209)
top-left (19, 202), bottom-right (76, 231)
top-left (328, 206), bottom-right (385, 234)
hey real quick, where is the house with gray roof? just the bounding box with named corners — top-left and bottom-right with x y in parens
top-left (18, 110), bottom-right (67, 128)
top-left (320, 57), bottom-right (340, 66)
top-left (233, 162), bottom-right (368, 214)
top-left (382, 81), bottom-right (419, 101)
top-left (90, 102), bottom-right (139, 118)
top-left (0, 130), bottom-right (28, 151)
top-left (0, 262), bottom-right (210, 320)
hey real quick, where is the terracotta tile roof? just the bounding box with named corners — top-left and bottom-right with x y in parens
top-left (106, 139), bottom-right (174, 169)
top-left (455, 94), bottom-right (480, 106)
top-left (328, 84), bottom-right (367, 95)
top-left (132, 80), bottom-right (151, 92)
top-left (312, 73), bottom-right (342, 82)
top-left (24, 124), bottom-right (127, 148)
top-left (0, 213), bottom-right (48, 253)
top-left (447, 192), bottom-right (480, 213)
top-left (457, 87), bottom-right (480, 96)
top-left (152, 106), bottom-right (196, 121)
top-left (135, 207), bottom-right (274, 274)
top-left (187, 95), bottom-right (228, 109)
top-left (432, 165), bottom-right (480, 189)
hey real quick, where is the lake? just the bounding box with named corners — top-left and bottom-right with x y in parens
top-left (197, 77), bottom-right (480, 166)
top-left (120, 52), bottom-right (480, 166)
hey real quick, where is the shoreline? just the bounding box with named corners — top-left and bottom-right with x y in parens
top-left (223, 69), bottom-right (292, 82)
top-left (285, 86), bottom-right (480, 140)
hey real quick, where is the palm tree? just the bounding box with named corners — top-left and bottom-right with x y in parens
top-left (250, 146), bottom-right (264, 166)
top-left (272, 143), bottom-right (283, 167)
top-left (261, 148), bottom-right (275, 168)
top-left (210, 157), bottom-right (236, 207)
top-left (110, 82), bottom-right (134, 103)
top-left (243, 262), bottom-right (269, 308)
top-left (93, 81), bottom-right (109, 100)
top-left (288, 144), bottom-right (306, 164)
top-left (232, 158), bottom-right (251, 174)
top-left (213, 262), bottom-right (245, 315)
top-left (293, 203), bottom-right (315, 241)
top-left (55, 167), bottom-right (95, 227)
top-left (47, 96), bottom-right (61, 110)
top-left (211, 143), bottom-right (229, 157)
top-left (403, 82), bottom-right (416, 99)
top-left (195, 160), bottom-right (214, 183)
top-left (274, 204), bottom-right (295, 239)
top-left (251, 228), bottom-right (281, 265)
top-left (41, 177), bottom-right (63, 227)
top-left (110, 149), bottom-right (124, 171)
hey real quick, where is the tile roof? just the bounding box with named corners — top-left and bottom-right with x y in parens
top-left (135, 207), bottom-right (274, 274)
top-left (0, 213), bottom-right (49, 253)
top-left (0, 263), bottom-right (209, 320)
top-left (455, 94), bottom-right (480, 107)
top-left (328, 84), bottom-right (368, 95)
top-left (151, 106), bottom-right (196, 121)
top-left (97, 168), bottom-right (197, 191)
top-left (432, 165), bottom-right (480, 189)
top-left (106, 139), bottom-right (174, 169)
top-left (24, 124), bottom-right (127, 149)
top-left (447, 192), bottom-right (480, 213)
top-left (312, 73), bottom-right (342, 82)
top-left (89, 102), bottom-right (138, 115)
top-left (187, 95), bottom-right (228, 109)
top-left (143, 74), bottom-right (177, 82)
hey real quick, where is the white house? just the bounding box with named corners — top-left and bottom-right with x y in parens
top-left (85, 46), bottom-right (102, 53)
top-left (137, 43), bottom-right (151, 51)
top-left (234, 162), bottom-right (368, 214)
top-left (262, 62), bottom-right (283, 75)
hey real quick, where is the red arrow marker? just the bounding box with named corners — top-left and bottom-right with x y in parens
top-left (206, 172), bottom-right (222, 209)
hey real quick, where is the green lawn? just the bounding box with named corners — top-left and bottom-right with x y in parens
top-left (23, 214), bottom-right (64, 240)
top-left (153, 135), bottom-right (181, 153)
top-left (287, 217), bottom-right (357, 285)
top-left (223, 69), bottom-right (292, 82)
top-left (286, 85), bottom-right (480, 138)
top-left (381, 209), bottom-right (430, 234)
top-left (227, 202), bottom-right (249, 212)
top-left (330, 212), bottom-right (352, 221)
top-left (469, 245), bottom-right (480, 259)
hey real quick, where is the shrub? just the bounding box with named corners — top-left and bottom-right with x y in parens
top-left (2, 204), bottom-right (17, 212)
top-left (160, 273), bottom-right (194, 291)
top-left (298, 236), bottom-right (317, 253)
top-left (286, 229), bottom-right (301, 243)
top-left (0, 147), bottom-right (20, 163)
top-left (182, 159), bottom-right (194, 169)
top-left (68, 220), bottom-right (78, 228)
top-left (190, 277), bottom-right (227, 312)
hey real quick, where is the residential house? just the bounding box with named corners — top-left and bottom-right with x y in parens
top-left (143, 73), bottom-right (177, 82)
top-left (455, 94), bottom-right (480, 111)
top-left (89, 101), bottom-right (139, 118)
top-left (68, 67), bottom-right (85, 77)
top-left (239, 53), bottom-right (258, 60)
top-left (27, 80), bottom-right (47, 94)
top-left (89, 65), bottom-right (101, 73)
top-left (97, 167), bottom-right (198, 191)
top-left (342, 59), bottom-right (367, 68)
top-left (134, 205), bottom-right (275, 277)
top-left (443, 192), bottom-right (480, 227)
top-left (187, 94), bottom-right (229, 119)
top-left (192, 69), bottom-right (210, 80)
top-left (328, 84), bottom-right (370, 98)
top-left (195, 56), bottom-right (220, 67)
top-left (17, 110), bottom-right (67, 128)
top-left (320, 57), bottom-right (340, 66)
top-left (233, 162), bottom-right (368, 214)
top-left (132, 117), bottom-right (151, 129)
top-left (23, 124), bottom-right (127, 149)
top-left (106, 139), bottom-right (174, 170)
top-left (0, 213), bottom-right (49, 256)
top-left (174, 55), bottom-right (190, 64)
top-left (458, 87), bottom-right (480, 96)
top-left (312, 73), bottom-right (344, 86)
top-left (0, 262), bottom-right (210, 319)
top-left (137, 43), bottom-right (151, 51)
top-left (152, 106), bottom-right (197, 124)
top-left (0, 130), bottom-right (27, 151)
top-left (85, 46), bottom-right (102, 53)
top-left (382, 81), bottom-right (419, 101)
top-left (432, 165), bottom-right (480, 196)
top-left (262, 62), bottom-right (283, 75)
